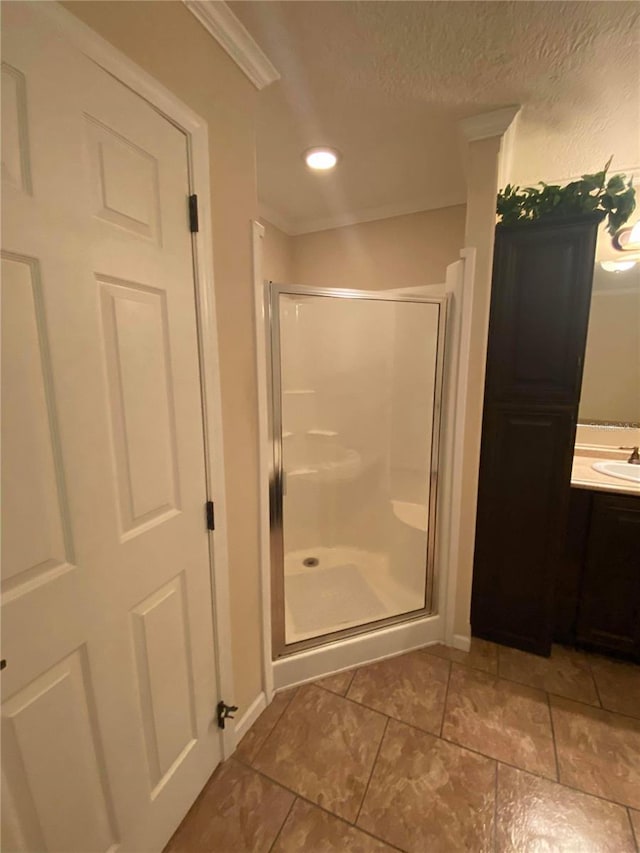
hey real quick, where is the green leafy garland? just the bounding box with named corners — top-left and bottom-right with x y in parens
top-left (497, 157), bottom-right (636, 236)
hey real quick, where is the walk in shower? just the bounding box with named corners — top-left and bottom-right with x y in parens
top-left (268, 285), bottom-right (447, 656)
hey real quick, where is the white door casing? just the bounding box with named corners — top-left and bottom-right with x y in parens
top-left (1, 3), bottom-right (232, 851)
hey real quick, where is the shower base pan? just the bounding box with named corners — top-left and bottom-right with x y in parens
top-left (283, 546), bottom-right (424, 646)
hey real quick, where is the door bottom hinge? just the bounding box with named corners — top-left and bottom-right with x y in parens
top-left (206, 500), bottom-right (215, 531)
top-left (217, 700), bottom-right (238, 730)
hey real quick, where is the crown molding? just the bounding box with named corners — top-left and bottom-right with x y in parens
top-left (259, 192), bottom-right (467, 237)
top-left (183, 1), bottom-right (280, 90)
top-left (460, 105), bottom-right (521, 142)
top-left (258, 203), bottom-right (296, 236)
top-left (293, 192), bottom-right (467, 236)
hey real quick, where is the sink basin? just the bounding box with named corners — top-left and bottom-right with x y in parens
top-left (592, 461), bottom-right (640, 484)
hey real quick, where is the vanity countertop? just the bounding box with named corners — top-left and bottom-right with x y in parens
top-left (571, 447), bottom-right (640, 496)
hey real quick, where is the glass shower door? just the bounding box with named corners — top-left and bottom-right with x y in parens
top-left (270, 286), bottom-right (446, 655)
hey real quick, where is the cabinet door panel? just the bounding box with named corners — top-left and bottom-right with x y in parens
top-left (576, 493), bottom-right (640, 657)
top-left (554, 488), bottom-right (592, 644)
top-left (486, 218), bottom-right (599, 406)
top-left (472, 406), bottom-right (575, 654)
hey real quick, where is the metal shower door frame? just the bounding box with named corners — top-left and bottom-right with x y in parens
top-left (266, 282), bottom-right (449, 659)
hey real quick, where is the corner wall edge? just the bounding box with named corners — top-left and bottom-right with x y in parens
top-left (460, 105), bottom-right (521, 143)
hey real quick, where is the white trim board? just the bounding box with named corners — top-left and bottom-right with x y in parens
top-left (44, 1), bottom-right (236, 758)
top-left (451, 634), bottom-right (472, 653)
top-left (252, 221), bottom-right (275, 703)
top-left (234, 692), bottom-right (267, 743)
top-left (273, 617), bottom-right (444, 691)
top-left (183, 0), bottom-right (280, 90)
top-left (443, 249), bottom-right (476, 651)
top-left (459, 106), bottom-right (521, 142)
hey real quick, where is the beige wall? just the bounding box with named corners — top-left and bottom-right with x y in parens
top-left (284, 206), bottom-right (466, 290)
top-left (64, 1), bottom-right (263, 712)
top-left (261, 220), bottom-right (294, 284)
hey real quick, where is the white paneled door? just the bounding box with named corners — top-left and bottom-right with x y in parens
top-left (1, 4), bottom-right (223, 851)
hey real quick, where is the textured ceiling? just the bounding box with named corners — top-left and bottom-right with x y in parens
top-left (230, 1), bottom-right (640, 234)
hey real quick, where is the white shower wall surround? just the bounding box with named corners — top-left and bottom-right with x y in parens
top-left (271, 288), bottom-right (445, 655)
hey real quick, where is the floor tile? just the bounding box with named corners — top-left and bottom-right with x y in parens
top-left (442, 663), bottom-right (556, 779)
top-left (357, 718), bottom-right (495, 853)
top-left (550, 695), bottom-right (640, 809)
top-left (253, 684), bottom-right (387, 821)
top-left (498, 644), bottom-right (599, 705)
top-left (629, 810), bottom-right (640, 849)
top-left (315, 669), bottom-right (355, 697)
top-left (273, 799), bottom-right (394, 852)
top-left (163, 759), bottom-right (293, 853)
top-left (347, 650), bottom-right (450, 734)
top-left (236, 689), bottom-right (297, 763)
top-left (424, 638), bottom-right (499, 675)
top-left (496, 762), bottom-right (636, 853)
top-left (589, 655), bottom-right (640, 720)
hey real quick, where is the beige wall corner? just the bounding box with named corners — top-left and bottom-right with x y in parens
top-left (63, 0), bottom-right (263, 714)
top-left (260, 219), bottom-right (295, 284)
top-left (454, 108), bottom-right (520, 640)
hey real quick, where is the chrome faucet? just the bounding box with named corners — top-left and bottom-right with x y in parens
top-left (620, 446), bottom-right (640, 464)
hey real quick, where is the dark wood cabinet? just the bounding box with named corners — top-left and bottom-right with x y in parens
top-left (554, 488), bottom-right (592, 645)
top-left (473, 406), bottom-right (575, 654)
top-left (471, 214), bottom-right (601, 656)
top-left (576, 492), bottom-right (640, 658)
top-left (484, 219), bottom-right (599, 405)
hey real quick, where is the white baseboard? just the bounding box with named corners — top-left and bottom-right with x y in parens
top-left (273, 615), bottom-right (443, 690)
top-left (233, 691), bottom-right (267, 744)
top-left (451, 633), bottom-right (471, 652)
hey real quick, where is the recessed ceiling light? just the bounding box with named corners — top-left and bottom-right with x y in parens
top-left (304, 147), bottom-right (339, 171)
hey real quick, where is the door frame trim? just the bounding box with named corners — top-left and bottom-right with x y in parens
top-left (42, 2), bottom-right (236, 758)
top-left (252, 222), bottom-right (276, 701)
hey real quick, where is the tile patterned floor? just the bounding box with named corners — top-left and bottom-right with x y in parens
top-left (165, 641), bottom-right (640, 852)
top-left (442, 663), bottom-right (557, 779)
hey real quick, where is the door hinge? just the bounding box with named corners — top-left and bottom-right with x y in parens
top-left (188, 194), bottom-right (199, 233)
top-left (217, 700), bottom-right (238, 730)
top-left (206, 500), bottom-right (215, 531)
